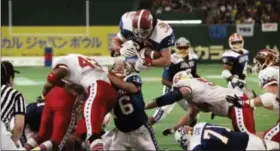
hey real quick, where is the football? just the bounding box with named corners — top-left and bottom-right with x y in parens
top-left (142, 47), bottom-right (161, 59)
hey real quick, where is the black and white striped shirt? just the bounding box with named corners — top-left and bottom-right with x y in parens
top-left (1, 84), bottom-right (26, 129)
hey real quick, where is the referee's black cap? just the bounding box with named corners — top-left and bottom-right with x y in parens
top-left (1, 61), bottom-right (20, 78)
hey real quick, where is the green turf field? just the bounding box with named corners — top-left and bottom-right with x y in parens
top-left (14, 64), bottom-right (277, 150)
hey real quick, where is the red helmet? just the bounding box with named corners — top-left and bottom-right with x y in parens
top-left (132, 9), bottom-right (154, 39)
top-left (253, 48), bottom-right (279, 72)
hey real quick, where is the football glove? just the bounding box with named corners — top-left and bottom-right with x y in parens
top-left (120, 40), bottom-right (140, 57)
top-left (231, 76), bottom-right (246, 89)
top-left (226, 94), bottom-right (244, 108)
top-left (162, 128), bottom-right (175, 136)
top-left (134, 58), bottom-right (149, 72)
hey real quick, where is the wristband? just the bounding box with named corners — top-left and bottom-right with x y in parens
top-left (150, 51), bottom-right (155, 59)
top-left (248, 99), bottom-right (255, 108)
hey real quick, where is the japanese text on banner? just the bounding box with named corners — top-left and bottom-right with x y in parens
top-left (1, 26), bottom-right (118, 56)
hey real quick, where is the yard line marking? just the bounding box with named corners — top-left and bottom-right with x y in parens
top-left (15, 75), bottom-right (259, 86)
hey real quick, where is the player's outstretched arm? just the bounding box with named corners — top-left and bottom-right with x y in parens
top-left (173, 107), bottom-right (199, 130)
top-left (108, 73), bottom-right (138, 93)
top-left (42, 67), bottom-right (69, 97)
top-left (162, 107), bottom-right (199, 136)
top-left (161, 79), bottom-right (172, 88)
top-left (145, 89), bottom-right (184, 109)
top-left (150, 49), bottom-right (171, 67)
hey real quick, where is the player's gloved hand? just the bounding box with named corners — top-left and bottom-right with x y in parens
top-left (120, 40), bottom-right (139, 57)
top-left (226, 94), bottom-right (244, 108)
top-left (162, 128), bottom-right (175, 136)
top-left (231, 76), bottom-right (245, 89)
top-left (134, 58), bottom-right (149, 72)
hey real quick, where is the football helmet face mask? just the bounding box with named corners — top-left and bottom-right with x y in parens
top-left (132, 9), bottom-right (154, 39)
top-left (175, 37), bottom-right (191, 58)
top-left (228, 33), bottom-right (244, 52)
top-left (174, 126), bottom-right (193, 150)
top-left (253, 48), bottom-right (279, 73)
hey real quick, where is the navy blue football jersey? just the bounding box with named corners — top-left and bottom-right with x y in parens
top-left (222, 49), bottom-right (249, 80)
top-left (25, 102), bottom-right (45, 131)
top-left (188, 122), bottom-right (249, 151)
top-left (162, 52), bottom-right (199, 83)
top-left (113, 74), bottom-right (148, 132)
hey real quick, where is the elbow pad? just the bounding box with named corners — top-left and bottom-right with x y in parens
top-left (47, 72), bottom-right (65, 87)
top-left (221, 70), bottom-right (232, 79)
top-left (259, 92), bottom-right (276, 107)
top-left (155, 90), bottom-right (183, 107)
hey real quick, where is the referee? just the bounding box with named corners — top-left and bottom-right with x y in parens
top-left (1, 61), bottom-right (26, 150)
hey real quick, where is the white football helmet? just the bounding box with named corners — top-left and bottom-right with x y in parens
top-left (175, 37), bottom-right (191, 58)
top-left (111, 56), bottom-right (134, 78)
top-left (174, 126), bottom-right (193, 150)
top-left (228, 33), bottom-right (244, 52)
top-left (172, 70), bottom-right (193, 84)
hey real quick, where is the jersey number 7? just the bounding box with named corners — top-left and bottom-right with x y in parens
top-left (203, 130), bottom-right (229, 144)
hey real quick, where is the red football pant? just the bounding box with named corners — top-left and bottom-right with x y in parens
top-left (264, 120), bottom-right (280, 142)
top-left (36, 87), bottom-right (76, 146)
top-left (230, 94), bottom-right (256, 134)
top-left (83, 80), bottom-right (117, 140)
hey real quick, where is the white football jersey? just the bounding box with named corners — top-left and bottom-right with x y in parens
top-left (52, 54), bottom-right (110, 89)
top-left (258, 66), bottom-right (279, 88)
top-left (173, 78), bottom-right (235, 116)
top-left (258, 66), bottom-right (279, 114)
top-left (118, 12), bottom-right (175, 51)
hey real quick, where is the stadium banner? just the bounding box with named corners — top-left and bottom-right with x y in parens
top-left (261, 23), bottom-right (278, 32)
top-left (1, 26), bottom-right (118, 56)
top-left (236, 24), bottom-right (254, 37)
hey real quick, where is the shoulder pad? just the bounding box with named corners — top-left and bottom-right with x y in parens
top-left (171, 53), bottom-right (184, 64)
top-left (52, 56), bottom-right (68, 69)
top-left (124, 74), bottom-right (142, 87)
top-left (120, 12), bottom-right (134, 32)
top-left (188, 50), bottom-right (198, 60)
top-left (150, 20), bottom-right (174, 44)
top-left (241, 49), bottom-right (249, 55)
top-left (222, 50), bottom-right (239, 58)
top-left (193, 122), bottom-right (207, 129)
top-left (258, 66), bottom-right (279, 88)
